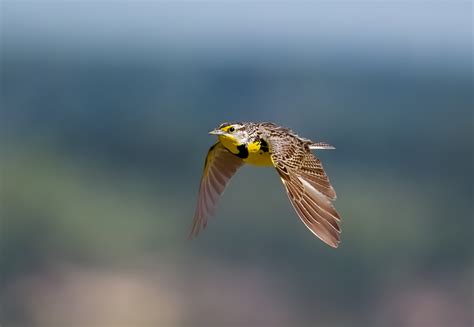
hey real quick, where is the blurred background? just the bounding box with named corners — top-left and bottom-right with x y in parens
top-left (1, 1), bottom-right (472, 326)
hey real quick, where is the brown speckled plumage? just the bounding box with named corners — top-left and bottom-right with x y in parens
top-left (190, 122), bottom-right (342, 248)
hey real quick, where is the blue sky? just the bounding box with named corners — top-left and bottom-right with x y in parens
top-left (2, 1), bottom-right (471, 67)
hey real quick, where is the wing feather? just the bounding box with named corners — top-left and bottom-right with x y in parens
top-left (189, 142), bottom-right (244, 237)
top-left (298, 152), bottom-right (337, 200)
top-left (270, 138), bottom-right (342, 248)
top-left (281, 175), bottom-right (340, 247)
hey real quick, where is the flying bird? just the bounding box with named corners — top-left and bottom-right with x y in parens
top-left (190, 122), bottom-right (342, 248)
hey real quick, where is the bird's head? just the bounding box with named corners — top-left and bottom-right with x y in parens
top-left (209, 122), bottom-right (249, 147)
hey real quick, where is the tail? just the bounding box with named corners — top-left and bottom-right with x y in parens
top-left (309, 142), bottom-right (335, 150)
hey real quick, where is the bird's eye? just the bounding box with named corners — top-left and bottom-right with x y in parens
top-left (228, 127), bottom-right (235, 132)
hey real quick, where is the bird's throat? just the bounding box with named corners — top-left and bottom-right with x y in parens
top-left (218, 135), bottom-right (241, 155)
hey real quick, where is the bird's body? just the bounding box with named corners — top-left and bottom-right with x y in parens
top-left (190, 121), bottom-right (342, 248)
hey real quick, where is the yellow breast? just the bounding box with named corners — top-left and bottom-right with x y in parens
top-left (244, 150), bottom-right (273, 166)
top-left (217, 135), bottom-right (273, 166)
top-left (243, 140), bottom-right (273, 166)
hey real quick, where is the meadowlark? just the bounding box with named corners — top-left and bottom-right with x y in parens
top-left (190, 122), bottom-right (342, 248)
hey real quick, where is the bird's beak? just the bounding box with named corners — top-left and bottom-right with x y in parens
top-left (208, 129), bottom-right (224, 135)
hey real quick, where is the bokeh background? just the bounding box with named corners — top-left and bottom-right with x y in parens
top-left (1, 1), bottom-right (472, 326)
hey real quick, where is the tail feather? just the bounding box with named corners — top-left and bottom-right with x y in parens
top-left (309, 142), bottom-right (335, 150)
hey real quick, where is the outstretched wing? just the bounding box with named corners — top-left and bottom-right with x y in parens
top-left (189, 142), bottom-right (244, 237)
top-left (271, 139), bottom-right (341, 247)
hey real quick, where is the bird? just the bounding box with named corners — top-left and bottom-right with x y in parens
top-left (190, 121), bottom-right (342, 248)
